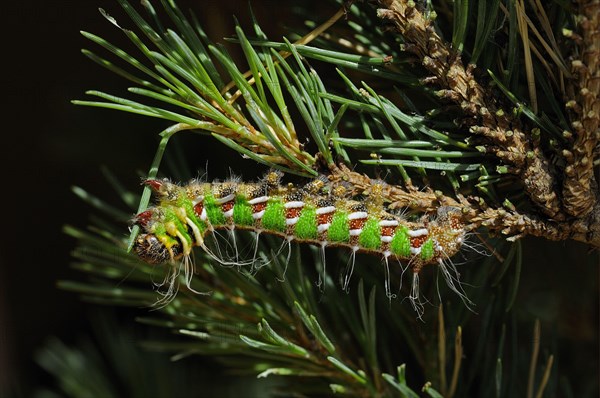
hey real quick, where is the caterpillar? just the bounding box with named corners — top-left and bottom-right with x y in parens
top-left (133, 171), bottom-right (470, 313)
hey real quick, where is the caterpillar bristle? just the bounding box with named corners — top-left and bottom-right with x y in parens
top-left (262, 170), bottom-right (284, 190)
top-left (133, 172), bottom-right (470, 313)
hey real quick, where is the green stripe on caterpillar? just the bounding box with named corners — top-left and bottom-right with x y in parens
top-left (133, 171), bottom-right (470, 313)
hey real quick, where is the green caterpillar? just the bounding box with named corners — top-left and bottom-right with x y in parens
top-left (133, 171), bottom-right (469, 312)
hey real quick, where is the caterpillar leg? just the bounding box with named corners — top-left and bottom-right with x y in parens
top-left (382, 252), bottom-right (397, 300)
top-left (226, 227), bottom-right (241, 267)
top-left (153, 261), bottom-right (181, 308)
top-left (437, 258), bottom-right (474, 310)
top-left (206, 229), bottom-right (228, 264)
top-left (200, 228), bottom-right (254, 268)
top-left (249, 230), bottom-right (263, 272)
top-left (316, 241), bottom-right (328, 291)
top-left (152, 256), bottom-right (209, 308)
top-left (396, 259), bottom-right (409, 295)
top-left (181, 253), bottom-right (207, 295)
top-left (274, 236), bottom-right (293, 282)
top-left (340, 246), bottom-right (358, 292)
top-left (458, 231), bottom-right (492, 258)
top-left (409, 272), bottom-right (425, 320)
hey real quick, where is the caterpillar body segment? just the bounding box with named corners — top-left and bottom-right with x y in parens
top-left (133, 172), bottom-right (467, 310)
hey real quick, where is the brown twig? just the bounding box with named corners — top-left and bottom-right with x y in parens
top-left (562, 0), bottom-right (600, 218)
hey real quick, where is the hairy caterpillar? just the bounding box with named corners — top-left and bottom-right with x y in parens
top-left (133, 171), bottom-right (470, 313)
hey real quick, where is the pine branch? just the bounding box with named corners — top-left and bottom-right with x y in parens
top-left (319, 0), bottom-right (600, 248)
top-left (375, 0), bottom-right (561, 218)
top-left (562, 0), bottom-right (600, 217)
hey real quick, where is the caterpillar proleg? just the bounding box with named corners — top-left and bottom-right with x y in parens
top-left (133, 171), bottom-right (468, 312)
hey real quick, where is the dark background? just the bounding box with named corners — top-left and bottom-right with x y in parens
top-left (1, 1), bottom-right (598, 396)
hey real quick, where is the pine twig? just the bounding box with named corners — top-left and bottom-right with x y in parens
top-left (563, 0), bottom-right (600, 218)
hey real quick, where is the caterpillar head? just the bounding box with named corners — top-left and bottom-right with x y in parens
top-left (134, 233), bottom-right (180, 264)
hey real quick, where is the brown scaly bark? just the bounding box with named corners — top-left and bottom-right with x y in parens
top-left (563, 1), bottom-right (600, 217)
top-left (330, 0), bottom-right (600, 248)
